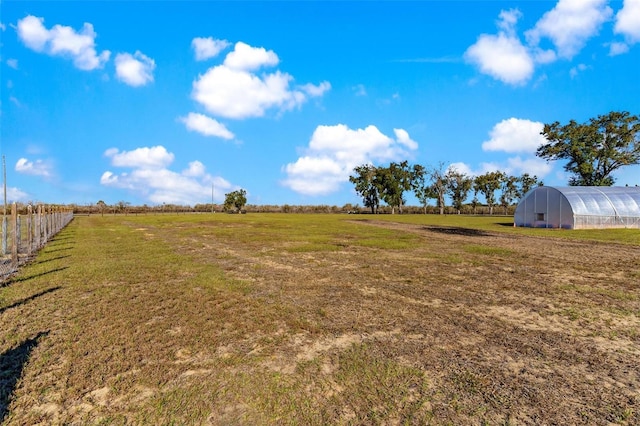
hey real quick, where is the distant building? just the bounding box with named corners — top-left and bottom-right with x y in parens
top-left (514, 186), bottom-right (640, 229)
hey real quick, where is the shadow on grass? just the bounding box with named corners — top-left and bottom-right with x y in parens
top-left (48, 235), bottom-right (74, 243)
top-left (41, 246), bottom-right (74, 254)
top-left (0, 331), bottom-right (49, 422)
top-left (36, 255), bottom-right (72, 265)
top-left (4, 267), bottom-right (69, 286)
top-left (423, 226), bottom-right (494, 237)
top-left (496, 222), bottom-right (516, 227)
top-left (0, 287), bottom-right (61, 314)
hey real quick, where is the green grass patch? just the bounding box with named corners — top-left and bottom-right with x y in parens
top-left (462, 244), bottom-right (513, 256)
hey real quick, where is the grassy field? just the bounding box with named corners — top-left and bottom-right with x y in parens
top-left (1, 213), bottom-right (639, 425)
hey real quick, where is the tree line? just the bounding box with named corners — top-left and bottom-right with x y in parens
top-left (350, 110), bottom-right (640, 215)
top-left (350, 161), bottom-right (542, 215)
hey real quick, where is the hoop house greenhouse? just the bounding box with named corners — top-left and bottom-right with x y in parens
top-left (514, 186), bottom-right (640, 229)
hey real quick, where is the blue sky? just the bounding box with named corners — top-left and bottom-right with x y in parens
top-left (1, 0), bottom-right (639, 207)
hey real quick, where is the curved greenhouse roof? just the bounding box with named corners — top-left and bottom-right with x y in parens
top-left (514, 186), bottom-right (640, 229)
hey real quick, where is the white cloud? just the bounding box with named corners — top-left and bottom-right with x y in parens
top-left (613, 0), bottom-right (640, 53)
top-left (394, 128), bottom-right (418, 150)
top-left (191, 41), bottom-right (330, 120)
top-left (115, 51), bottom-right (155, 87)
top-left (192, 37), bottom-right (230, 61)
top-left (0, 23), bottom-right (6, 32)
top-left (609, 41), bottom-right (630, 56)
top-left (449, 157), bottom-right (552, 180)
top-left (532, 48), bottom-right (557, 64)
top-left (15, 157), bottom-right (53, 177)
top-left (7, 187), bottom-right (28, 202)
top-left (482, 118), bottom-right (547, 153)
top-left (16, 15), bottom-right (110, 70)
top-left (464, 10), bottom-right (534, 85)
top-left (570, 63), bottom-right (589, 78)
top-left (506, 156), bottom-right (553, 177)
top-left (182, 161), bottom-right (206, 177)
top-left (102, 145), bottom-right (236, 205)
top-left (104, 146), bottom-right (174, 169)
top-left (180, 112), bottom-right (234, 139)
top-left (6, 58), bottom-right (18, 69)
top-left (447, 162), bottom-right (474, 177)
top-left (282, 124), bottom-right (419, 196)
top-left (447, 162), bottom-right (504, 178)
top-left (300, 81), bottom-right (331, 97)
top-left (525, 0), bottom-right (613, 60)
top-left (16, 15), bottom-right (50, 51)
top-left (223, 41), bottom-right (279, 71)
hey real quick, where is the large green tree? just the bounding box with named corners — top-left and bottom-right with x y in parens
top-left (445, 169), bottom-right (472, 214)
top-left (224, 189), bottom-right (247, 213)
top-left (376, 161), bottom-right (413, 214)
top-left (537, 111), bottom-right (640, 186)
top-left (518, 173), bottom-right (543, 197)
top-left (473, 171), bottom-right (505, 215)
top-left (499, 175), bottom-right (520, 214)
top-left (349, 164), bottom-right (380, 214)
top-left (411, 164), bottom-right (435, 214)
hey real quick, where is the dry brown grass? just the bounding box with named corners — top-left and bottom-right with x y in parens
top-left (1, 214), bottom-right (638, 425)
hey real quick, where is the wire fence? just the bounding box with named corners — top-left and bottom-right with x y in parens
top-left (1, 203), bottom-right (74, 282)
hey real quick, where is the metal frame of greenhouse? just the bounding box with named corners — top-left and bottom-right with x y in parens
top-left (514, 186), bottom-right (640, 229)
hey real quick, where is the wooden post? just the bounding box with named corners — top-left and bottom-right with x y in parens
top-left (11, 202), bottom-right (18, 266)
top-left (27, 205), bottom-right (33, 256)
top-left (44, 205), bottom-right (50, 243)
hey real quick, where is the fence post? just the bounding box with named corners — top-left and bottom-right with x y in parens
top-left (45, 205), bottom-right (50, 243)
top-left (1, 214), bottom-right (6, 255)
top-left (17, 215), bottom-right (21, 257)
top-left (11, 202), bottom-right (18, 266)
top-left (27, 204), bottom-right (33, 256)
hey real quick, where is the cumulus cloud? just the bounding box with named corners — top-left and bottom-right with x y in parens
top-left (612, 0), bottom-right (640, 53)
top-left (15, 157), bottom-right (53, 177)
top-left (223, 41), bottom-right (279, 71)
top-left (115, 51), bottom-right (155, 87)
top-left (104, 146), bottom-right (174, 169)
top-left (180, 112), bottom-right (234, 139)
top-left (300, 81), bottom-right (331, 97)
top-left (506, 156), bottom-right (553, 177)
top-left (191, 41), bottom-right (330, 119)
top-left (482, 118), bottom-right (547, 153)
top-left (394, 128), bottom-right (419, 150)
top-left (192, 37), bottom-right (230, 61)
top-left (447, 162), bottom-right (475, 177)
top-left (16, 15), bottom-right (110, 70)
top-left (7, 187), bottom-right (28, 202)
top-left (609, 41), bottom-right (630, 56)
top-left (101, 145), bottom-right (236, 205)
top-left (464, 9), bottom-right (534, 85)
top-left (525, 0), bottom-right (613, 60)
top-left (454, 118), bottom-right (553, 182)
top-left (282, 124), bottom-right (419, 196)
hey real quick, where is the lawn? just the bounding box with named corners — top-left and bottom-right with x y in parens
top-left (1, 213), bottom-right (639, 424)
